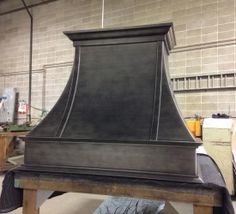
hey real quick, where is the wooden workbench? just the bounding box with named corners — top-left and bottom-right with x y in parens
top-left (0, 132), bottom-right (28, 172)
top-left (14, 173), bottom-right (222, 214)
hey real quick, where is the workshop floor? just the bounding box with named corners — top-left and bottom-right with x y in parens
top-left (0, 175), bottom-right (235, 214)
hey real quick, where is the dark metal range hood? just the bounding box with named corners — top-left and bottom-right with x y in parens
top-left (22, 23), bottom-right (201, 183)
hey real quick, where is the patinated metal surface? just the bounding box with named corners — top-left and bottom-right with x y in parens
top-left (23, 23), bottom-right (200, 183)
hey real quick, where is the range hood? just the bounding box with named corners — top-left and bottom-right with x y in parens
top-left (22, 23), bottom-right (201, 183)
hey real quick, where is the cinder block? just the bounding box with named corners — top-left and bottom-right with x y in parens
top-left (218, 23), bottom-right (235, 33)
top-left (202, 26), bottom-right (217, 35)
top-left (202, 33), bottom-right (217, 43)
top-left (186, 65), bottom-right (201, 74)
top-left (202, 56), bottom-right (217, 65)
top-left (202, 93), bottom-right (218, 103)
top-left (218, 31), bottom-right (235, 40)
top-left (218, 63), bottom-right (234, 72)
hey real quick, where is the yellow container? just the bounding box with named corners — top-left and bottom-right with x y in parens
top-left (195, 120), bottom-right (202, 137)
top-left (186, 119), bottom-right (202, 137)
top-left (186, 119), bottom-right (196, 136)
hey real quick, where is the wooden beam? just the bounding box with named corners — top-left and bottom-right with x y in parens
top-left (23, 189), bottom-right (40, 214)
top-left (0, 135), bottom-right (12, 170)
top-left (193, 205), bottom-right (213, 214)
top-left (15, 177), bottom-right (222, 207)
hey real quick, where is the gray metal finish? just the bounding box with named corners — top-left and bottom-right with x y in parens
top-left (22, 23), bottom-right (201, 183)
top-left (24, 140), bottom-right (199, 183)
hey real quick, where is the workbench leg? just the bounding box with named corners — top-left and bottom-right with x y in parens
top-left (193, 205), bottom-right (213, 214)
top-left (23, 189), bottom-right (40, 214)
top-left (0, 136), bottom-right (8, 170)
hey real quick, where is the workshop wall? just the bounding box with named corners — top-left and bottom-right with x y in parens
top-left (0, 0), bottom-right (235, 121)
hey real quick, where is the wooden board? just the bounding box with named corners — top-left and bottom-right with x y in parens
top-left (193, 205), bottom-right (213, 214)
top-left (17, 179), bottom-right (221, 206)
top-left (15, 174), bottom-right (222, 211)
top-left (23, 189), bottom-right (39, 214)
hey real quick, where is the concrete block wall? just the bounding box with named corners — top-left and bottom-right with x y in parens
top-left (0, 0), bottom-right (236, 121)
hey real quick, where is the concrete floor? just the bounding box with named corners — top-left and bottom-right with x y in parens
top-left (0, 175), bottom-right (235, 214)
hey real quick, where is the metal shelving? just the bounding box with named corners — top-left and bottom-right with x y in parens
top-left (171, 72), bottom-right (236, 92)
